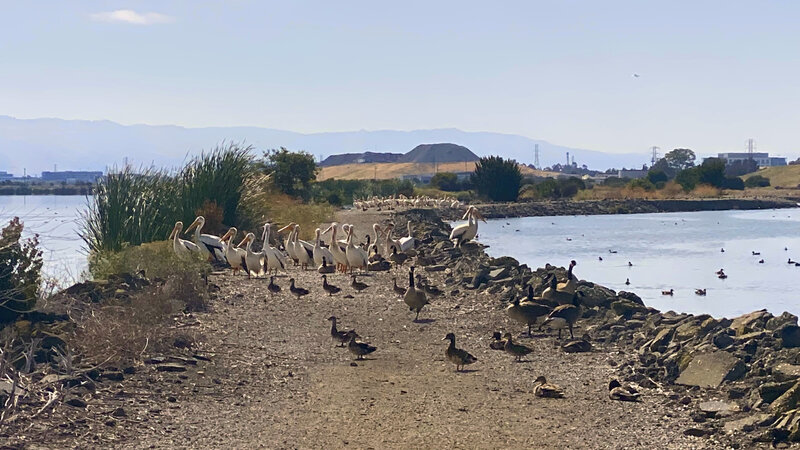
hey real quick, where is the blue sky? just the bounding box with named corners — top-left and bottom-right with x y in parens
top-left (1, 1), bottom-right (799, 156)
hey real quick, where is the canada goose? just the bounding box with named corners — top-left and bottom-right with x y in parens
top-left (389, 277), bottom-right (405, 297)
top-left (289, 278), bottom-right (309, 300)
top-left (267, 276), bottom-right (281, 298)
top-left (506, 286), bottom-right (551, 336)
top-left (442, 333), bottom-right (478, 372)
top-left (556, 260), bottom-right (577, 294)
top-left (318, 256), bottom-right (335, 274)
top-left (489, 332), bottom-right (506, 350)
top-left (625, 278), bottom-right (630, 285)
top-left (789, 259), bottom-right (796, 264)
top-left (608, 250), bottom-right (617, 254)
top-left (502, 333), bottom-right (533, 362)
top-left (327, 316), bottom-right (351, 347)
top-left (346, 331), bottom-right (376, 360)
top-left (542, 274), bottom-right (577, 305)
top-left (351, 276), bottom-right (369, 292)
top-left (542, 295), bottom-right (580, 339)
top-left (403, 266), bottom-right (429, 321)
top-left (322, 275), bottom-right (341, 297)
top-left (661, 289), bottom-right (674, 296)
top-left (562, 334), bottom-right (592, 353)
top-left (533, 376), bottom-right (565, 398)
top-left (608, 379), bottom-right (640, 402)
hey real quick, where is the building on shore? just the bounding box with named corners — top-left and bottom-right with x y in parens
top-left (41, 171), bottom-right (103, 183)
top-left (0, 171), bottom-right (12, 180)
top-left (617, 169), bottom-right (648, 179)
top-left (716, 152), bottom-right (786, 167)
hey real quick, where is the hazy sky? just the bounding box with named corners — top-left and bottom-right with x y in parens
top-left (2, 1), bottom-right (799, 156)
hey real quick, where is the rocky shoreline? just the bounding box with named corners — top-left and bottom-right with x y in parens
top-left (399, 207), bottom-right (800, 446)
top-left (441, 198), bottom-right (798, 220)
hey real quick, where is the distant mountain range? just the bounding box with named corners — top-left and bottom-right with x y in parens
top-left (0, 115), bottom-right (651, 175)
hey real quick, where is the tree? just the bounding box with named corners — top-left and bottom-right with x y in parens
top-left (745, 175), bottom-right (771, 188)
top-left (429, 172), bottom-right (460, 191)
top-left (471, 156), bottom-right (522, 201)
top-left (664, 148), bottom-right (696, 171)
top-left (725, 159), bottom-right (758, 177)
top-left (261, 148), bottom-right (318, 201)
top-left (646, 170), bottom-right (668, 185)
top-left (696, 158), bottom-right (726, 187)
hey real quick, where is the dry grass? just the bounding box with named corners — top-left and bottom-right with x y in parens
top-left (317, 161), bottom-right (557, 181)
top-left (742, 165), bottom-right (800, 188)
top-left (574, 182), bottom-right (723, 200)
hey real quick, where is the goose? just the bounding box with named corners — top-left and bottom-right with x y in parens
top-left (533, 376), bottom-right (565, 398)
top-left (261, 223), bottom-right (288, 275)
top-left (267, 276), bottom-right (281, 298)
top-left (169, 221), bottom-right (201, 259)
top-left (625, 278), bottom-right (630, 285)
top-left (346, 331), bottom-right (377, 360)
top-left (506, 286), bottom-right (551, 336)
top-left (318, 256), bottom-right (336, 274)
top-left (416, 274), bottom-right (443, 298)
top-left (277, 223), bottom-right (298, 265)
top-left (715, 268), bottom-right (725, 275)
top-left (661, 289), bottom-right (674, 296)
top-left (502, 333), bottom-right (532, 362)
top-left (322, 223), bottom-right (349, 273)
top-left (442, 333), bottom-right (478, 372)
top-left (398, 220), bottom-right (415, 251)
top-left (351, 276), bottom-right (369, 293)
top-left (542, 294), bottom-right (580, 339)
top-left (345, 226), bottom-right (368, 273)
top-left (489, 332), bottom-right (507, 350)
top-left (562, 333), bottom-right (593, 353)
top-left (288, 278), bottom-right (309, 300)
top-left (403, 266), bottom-right (429, 321)
top-left (312, 228), bottom-right (335, 268)
top-left (449, 206), bottom-right (485, 246)
top-left (542, 274), bottom-right (577, 305)
top-left (752, 251), bottom-right (761, 256)
top-left (608, 379), bottom-right (640, 402)
top-left (292, 225), bottom-right (315, 270)
top-left (184, 216), bottom-right (227, 262)
top-left (322, 275), bottom-right (341, 296)
top-left (236, 232), bottom-right (265, 279)
top-left (327, 316), bottom-right (351, 347)
top-left (392, 277), bottom-right (406, 297)
top-left (758, 259), bottom-right (765, 264)
top-left (694, 288), bottom-right (706, 296)
top-left (789, 259), bottom-right (796, 264)
top-left (221, 227), bottom-right (247, 275)
top-left (556, 260), bottom-right (578, 294)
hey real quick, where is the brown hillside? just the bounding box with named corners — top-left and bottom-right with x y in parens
top-left (317, 161), bottom-right (557, 181)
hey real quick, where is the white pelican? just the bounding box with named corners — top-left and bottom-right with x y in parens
top-left (323, 222), bottom-right (349, 273)
top-left (398, 220), bottom-right (415, 252)
top-left (345, 226), bottom-right (368, 273)
top-left (293, 225), bottom-right (315, 270)
top-left (313, 227), bottom-right (334, 268)
top-left (184, 216), bottom-right (227, 263)
top-left (450, 206), bottom-right (485, 246)
top-left (222, 227), bottom-right (247, 275)
top-left (384, 224), bottom-right (402, 255)
top-left (169, 221), bottom-right (201, 259)
top-left (277, 223), bottom-right (298, 265)
top-left (237, 232), bottom-right (265, 279)
top-left (261, 223), bottom-right (288, 275)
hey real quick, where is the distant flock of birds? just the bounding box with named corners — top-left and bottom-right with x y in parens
top-left (165, 204), bottom-right (642, 402)
top-left (352, 194), bottom-right (463, 212)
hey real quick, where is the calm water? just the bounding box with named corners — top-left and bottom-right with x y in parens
top-left (475, 208), bottom-right (800, 318)
top-left (0, 195), bottom-right (89, 286)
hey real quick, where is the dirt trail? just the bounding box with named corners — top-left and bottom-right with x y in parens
top-left (116, 209), bottom-right (718, 449)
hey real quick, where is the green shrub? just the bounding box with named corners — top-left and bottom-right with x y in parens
top-left (88, 240), bottom-right (209, 281)
top-left (471, 156), bottom-right (523, 201)
top-left (0, 218), bottom-right (43, 323)
top-left (745, 175), bottom-right (771, 188)
top-left (627, 178), bottom-right (656, 191)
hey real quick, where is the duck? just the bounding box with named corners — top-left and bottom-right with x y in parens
top-left (389, 247), bottom-right (409, 268)
top-left (694, 288), bottom-right (706, 296)
top-left (627, 261), bottom-right (633, 267)
top-left (392, 277), bottom-right (406, 297)
top-left (758, 259), bottom-right (765, 264)
top-left (288, 278), bottom-right (310, 300)
top-left (561, 334), bottom-right (593, 353)
top-left (403, 266), bottom-right (429, 321)
top-left (346, 331), bottom-right (377, 360)
top-left (489, 332), bottom-right (507, 350)
top-left (661, 289), bottom-right (674, 296)
top-left (442, 333), bottom-right (478, 372)
top-left (416, 275), bottom-right (443, 298)
top-left (506, 286), bottom-right (551, 336)
top-left (322, 275), bottom-right (341, 296)
top-left (556, 260), bottom-right (577, 294)
top-left (267, 276), bottom-right (281, 298)
top-left (542, 294), bottom-right (580, 339)
top-left (502, 333), bottom-right (533, 362)
top-left (721, 248), bottom-right (725, 253)
top-left (608, 379), bottom-right (641, 402)
top-left (318, 256), bottom-right (336, 274)
top-left (532, 376), bottom-right (565, 398)
top-left (625, 278), bottom-right (630, 285)
top-left (718, 272), bottom-right (728, 279)
top-left (351, 276), bottom-right (369, 293)
top-left (715, 268), bottom-right (725, 275)
top-left (789, 258), bottom-right (796, 265)
top-left (752, 251), bottom-right (761, 256)
top-left (327, 316), bottom-right (351, 347)
top-left (598, 256), bottom-right (603, 261)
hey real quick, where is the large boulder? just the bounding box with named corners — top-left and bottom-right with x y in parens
top-left (611, 299), bottom-right (649, 319)
top-left (772, 381), bottom-right (800, 415)
top-left (774, 364), bottom-right (800, 382)
top-left (617, 291), bottom-right (644, 305)
top-left (676, 352), bottom-right (747, 388)
top-left (730, 310), bottom-right (773, 336)
top-left (761, 380), bottom-right (798, 403)
top-left (780, 325), bottom-right (800, 349)
top-left (577, 284), bottom-right (616, 308)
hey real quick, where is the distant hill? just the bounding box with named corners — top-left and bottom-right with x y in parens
top-left (0, 115), bottom-right (654, 175)
top-left (742, 165), bottom-right (800, 188)
top-left (317, 161), bottom-right (559, 181)
top-left (397, 143), bottom-right (478, 164)
top-left (320, 151), bottom-right (403, 167)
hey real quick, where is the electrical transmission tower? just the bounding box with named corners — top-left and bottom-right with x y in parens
top-left (746, 138), bottom-right (755, 158)
top-left (650, 146), bottom-right (660, 166)
top-left (534, 144), bottom-right (540, 169)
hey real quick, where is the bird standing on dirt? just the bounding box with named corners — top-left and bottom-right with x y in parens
top-left (442, 333), bottom-right (478, 372)
top-left (346, 331), bottom-right (377, 360)
top-left (322, 275), bottom-right (341, 296)
top-left (327, 316), bottom-right (352, 347)
top-left (502, 333), bottom-right (532, 362)
top-left (403, 266), bottom-right (429, 321)
top-left (267, 276), bottom-right (281, 298)
top-left (489, 332), bottom-right (507, 350)
top-left (351, 276), bottom-right (369, 293)
top-left (392, 277), bottom-right (406, 297)
top-left (289, 278), bottom-right (309, 300)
